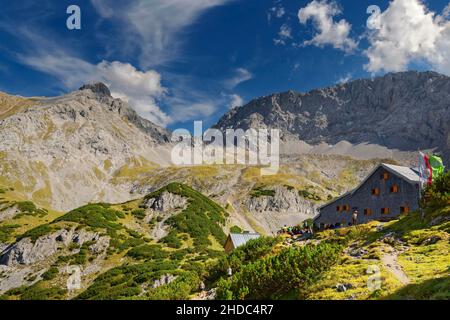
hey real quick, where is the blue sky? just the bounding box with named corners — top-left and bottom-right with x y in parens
top-left (1, 0), bottom-right (450, 130)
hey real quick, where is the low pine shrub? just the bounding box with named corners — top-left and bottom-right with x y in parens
top-left (216, 242), bottom-right (342, 300)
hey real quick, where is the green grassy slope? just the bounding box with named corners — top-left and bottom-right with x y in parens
top-left (0, 183), bottom-right (228, 300)
top-left (0, 186), bottom-right (63, 244)
top-left (1, 172), bottom-right (448, 301)
top-left (208, 172), bottom-right (450, 300)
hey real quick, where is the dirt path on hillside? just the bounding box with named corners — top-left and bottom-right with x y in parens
top-left (381, 251), bottom-right (410, 285)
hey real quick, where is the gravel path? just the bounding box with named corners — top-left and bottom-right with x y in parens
top-left (381, 251), bottom-right (410, 285)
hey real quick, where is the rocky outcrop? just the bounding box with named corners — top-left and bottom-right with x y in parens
top-left (79, 83), bottom-right (112, 98)
top-left (89, 236), bottom-right (110, 254)
top-left (0, 230), bottom-right (68, 266)
top-left (144, 191), bottom-right (187, 213)
top-left (0, 265), bottom-right (33, 294)
top-left (72, 230), bottom-right (99, 246)
top-left (0, 243), bottom-right (7, 254)
top-left (247, 186), bottom-right (316, 215)
top-left (246, 186), bottom-right (317, 233)
top-left (215, 71), bottom-right (450, 162)
top-left (151, 274), bottom-right (177, 289)
top-left (0, 228), bottom-right (109, 266)
top-left (0, 205), bottom-right (19, 222)
top-left (143, 191), bottom-right (188, 241)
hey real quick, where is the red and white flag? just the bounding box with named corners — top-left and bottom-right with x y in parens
top-left (418, 152), bottom-right (432, 186)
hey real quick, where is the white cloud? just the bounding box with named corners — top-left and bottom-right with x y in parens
top-left (225, 68), bottom-right (253, 89)
top-left (91, 0), bottom-right (233, 67)
top-left (97, 61), bottom-right (165, 98)
top-left (21, 54), bottom-right (96, 89)
top-left (97, 61), bottom-right (170, 126)
top-left (298, 0), bottom-right (357, 52)
top-left (20, 47), bottom-right (225, 127)
top-left (90, 0), bottom-right (114, 18)
top-left (279, 24), bottom-right (292, 39)
top-left (21, 52), bottom-right (171, 126)
top-left (124, 97), bottom-right (171, 127)
top-left (337, 73), bottom-right (352, 84)
top-left (2, 1), bottom-right (239, 127)
top-left (169, 101), bottom-right (217, 123)
top-left (364, 0), bottom-right (450, 74)
top-left (88, 0), bottom-right (239, 123)
top-left (229, 94), bottom-right (244, 109)
top-left (11, 14), bottom-right (234, 127)
top-left (443, 3), bottom-right (450, 19)
top-left (269, 6), bottom-right (286, 20)
top-left (274, 23), bottom-right (293, 46)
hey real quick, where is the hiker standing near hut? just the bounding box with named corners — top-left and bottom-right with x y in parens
top-left (352, 210), bottom-right (359, 226)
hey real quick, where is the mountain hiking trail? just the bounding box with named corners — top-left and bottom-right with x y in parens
top-left (381, 251), bottom-right (410, 285)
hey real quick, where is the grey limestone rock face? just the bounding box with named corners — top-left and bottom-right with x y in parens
top-left (151, 274), bottom-right (177, 289)
top-left (246, 186), bottom-right (317, 233)
top-left (0, 83), bottom-right (173, 211)
top-left (0, 228), bottom-right (110, 266)
top-left (79, 83), bottom-right (112, 97)
top-left (0, 205), bottom-right (19, 222)
top-left (0, 243), bottom-right (7, 255)
top-left (88, 236), bottom-right (110, 255)
top-left (0, 265), bottom-right (33, 294)
top-left (72, 230), bottom-right (99, 246)
top-left (144, 191), bottom-right (188, 213)
top-left (247, 186), bottom-right (316, 215)
top-left (0, 229), bottom-right (69, 266)
top-left (215, 71), bottom-right (450, 161)
top-left (144, 191), bottom-right (189, 241)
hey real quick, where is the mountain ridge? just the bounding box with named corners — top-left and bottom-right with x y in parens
top-left (214, 71), bottom-right (450, 161)
top-left (0, 84), bottom-right (174, 211)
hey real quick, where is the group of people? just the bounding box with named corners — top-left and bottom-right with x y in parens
top-left (278, 225), bottom-right (314, 237)
top-left (279, 210), bottom-right (359, 235)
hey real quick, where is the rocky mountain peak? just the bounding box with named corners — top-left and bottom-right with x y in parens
top-left (0, 84), bottom-right (174, 211)
top-left (214, 70), bottom-right (450, 162)
top-left (79, 82), bottom-right (111, 97)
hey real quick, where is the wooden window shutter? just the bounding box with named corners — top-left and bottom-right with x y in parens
top-left (391, 185), bottom-right (399, 193)
top-left (401, 207), bottom-right (410, 214)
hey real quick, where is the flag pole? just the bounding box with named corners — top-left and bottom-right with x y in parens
top-left (418, 150), bottom-right (425, 219)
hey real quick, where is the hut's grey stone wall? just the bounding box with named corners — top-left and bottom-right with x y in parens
top-left (315, 167), bottom-right (420, 228)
